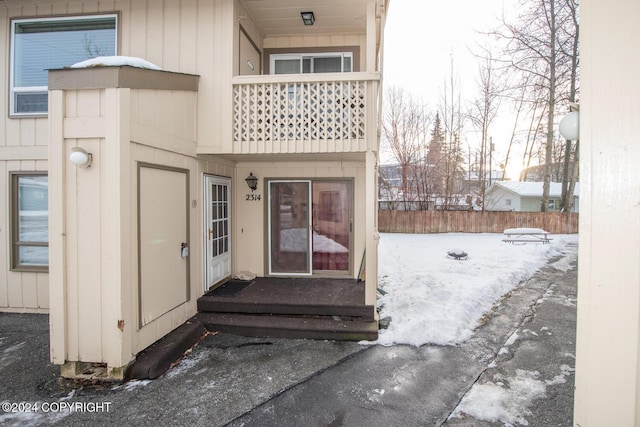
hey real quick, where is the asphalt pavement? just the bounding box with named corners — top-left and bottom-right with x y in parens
top-left (0, 243), bottom-right (577, 427)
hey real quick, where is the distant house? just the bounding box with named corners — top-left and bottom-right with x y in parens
top-left (484, 181), bottom-right (580, 212)
top-left (378, 163), bottom-right (477, 211)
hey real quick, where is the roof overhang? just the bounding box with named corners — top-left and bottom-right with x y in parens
top-left (238, 0), bottom-right (387, 37)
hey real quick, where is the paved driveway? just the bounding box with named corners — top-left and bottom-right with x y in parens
top-left (0, 247), bottom-right (576, 426)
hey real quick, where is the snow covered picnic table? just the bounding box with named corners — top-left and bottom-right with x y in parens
top-left (502, 228), bottom-right (552, 244)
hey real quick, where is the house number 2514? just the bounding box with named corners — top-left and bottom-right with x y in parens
top-left (246, 194), bottom-right (261, 201)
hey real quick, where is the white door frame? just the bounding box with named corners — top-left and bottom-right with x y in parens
top-left (204, 174), bottom-right (232, 290)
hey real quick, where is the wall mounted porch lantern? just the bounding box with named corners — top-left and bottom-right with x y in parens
top-left (245, 172), bottom-right (258, 192)
top-left (69, 147), bottom-right (92, 168)
top-left (559, 104), bottom-right (580, 140)
top-left (301, 11), bottom-right (315, 26)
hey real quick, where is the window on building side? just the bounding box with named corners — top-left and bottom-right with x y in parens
top-left (271, 52), bottom-right (353, 74)
top-left (10, 14), bottom-right (117, 115)
top-left (11, 173), bottom-right (49, 271)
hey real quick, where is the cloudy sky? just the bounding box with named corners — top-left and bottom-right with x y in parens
top-left (383, 0), bottom-right (509, 99)
top-left (382, 0), bottom-right (523, 177)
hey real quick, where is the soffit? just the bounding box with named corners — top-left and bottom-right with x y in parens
top-left (238, 0), bottom-right (370, 37)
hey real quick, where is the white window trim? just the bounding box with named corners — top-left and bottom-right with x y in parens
top-left (270, 52), bottom-right (353, 75)
top-left (9, 14), bottom-right (118, 117)
top-left (11, 172), bottom-right (49, 271)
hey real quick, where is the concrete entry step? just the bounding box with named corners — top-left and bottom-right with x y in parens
top-left (197, 312), bottom-right (379, 342)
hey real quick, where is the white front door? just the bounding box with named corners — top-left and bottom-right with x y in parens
top-left (204, 175), bottom-right (231, 290)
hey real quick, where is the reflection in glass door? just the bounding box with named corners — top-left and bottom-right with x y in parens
top-left (312, 181), bottom-right (351, 273)
top-left (268, 181), bottom-right (311, 275)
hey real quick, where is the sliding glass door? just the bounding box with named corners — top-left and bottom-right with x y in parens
top-left (268, 180), bottom-right (352, 276)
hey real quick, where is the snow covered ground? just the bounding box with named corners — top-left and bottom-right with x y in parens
top-left (370, 232), bottom-right (579, 347)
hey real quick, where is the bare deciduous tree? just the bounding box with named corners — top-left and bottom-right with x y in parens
top-left (494, 0), bottom-right (579, 211)
top-left (381, 87), bottom-right (431, 209)
top-left (467, 50), bottom-right (503, 209)
top-left (559, 0), bottom-right (580, 212)
top-left (438, 54), bottom-right (467, 210)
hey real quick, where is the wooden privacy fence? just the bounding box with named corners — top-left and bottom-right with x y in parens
top-left (378, 210), bottom-right (579, 234)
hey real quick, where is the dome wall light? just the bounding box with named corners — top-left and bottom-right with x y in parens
top-left (559, 111), bottom-right (580, 140)
top-left (69, 147), bottom-right (93, 168)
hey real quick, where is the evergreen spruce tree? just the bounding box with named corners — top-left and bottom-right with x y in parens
top-left (426, 112), bottom-right (446, 196)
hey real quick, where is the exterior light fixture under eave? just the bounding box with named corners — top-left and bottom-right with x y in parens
top-left (245, 172), bottom-right (258, 192)
top-left (69, 147), bottom-right (92, 168)
top-left (301, 11), bottom-right (315, 26)
top-left (559, 111), bottom-right (580, 140)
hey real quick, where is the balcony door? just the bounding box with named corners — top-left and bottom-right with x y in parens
top-left (268, 180), bottom-right (351, 276)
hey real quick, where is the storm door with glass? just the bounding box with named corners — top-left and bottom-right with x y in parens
top-left (268, 180), bottom-right (352, 276)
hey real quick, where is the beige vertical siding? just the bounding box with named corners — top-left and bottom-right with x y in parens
top-left (2, 1), bottom-right (383, 363)
top-left (574, 0), bottom-right (640, 424)
top-left (0, 9), bottom-right (51, 318)
top-left (236, 1), bottom-right (263, 76)
top-left (1, 0), bottom-right (236, 145)
top-left (49, 79), bottom-right (234, 366)
top-left (1, 0), bottom-right (235, 312)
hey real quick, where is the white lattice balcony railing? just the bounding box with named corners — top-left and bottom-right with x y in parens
top-left (232, 72), bottom-right (380, 154)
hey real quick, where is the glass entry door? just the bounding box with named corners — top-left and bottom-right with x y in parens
top-left (268, 181), bottom-right (312, 275)
top-left (268, 180), bottom-right (352, 276)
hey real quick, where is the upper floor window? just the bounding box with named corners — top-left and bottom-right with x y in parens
top-left (10, 14), bottom-right (117, 116)
top-left (271, 52), bottom-right (353, 75)
top-left (11, 173), bottom-right (49, 271)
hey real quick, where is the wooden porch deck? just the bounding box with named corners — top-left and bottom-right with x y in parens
top-left (196, 277), bottom-right (378, 341)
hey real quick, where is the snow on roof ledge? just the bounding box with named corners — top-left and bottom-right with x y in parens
top-left (71, 56), bottom-right (161, 71)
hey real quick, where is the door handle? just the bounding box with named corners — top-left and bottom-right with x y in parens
top-left (181, 242), bottom-right (189, 258)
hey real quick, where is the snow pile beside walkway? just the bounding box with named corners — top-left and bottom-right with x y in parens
top-left (372, 233), bottom-right (578, 346)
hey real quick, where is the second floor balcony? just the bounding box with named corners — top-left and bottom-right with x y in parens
top-left (231, 72), bottom-right (381, 155)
